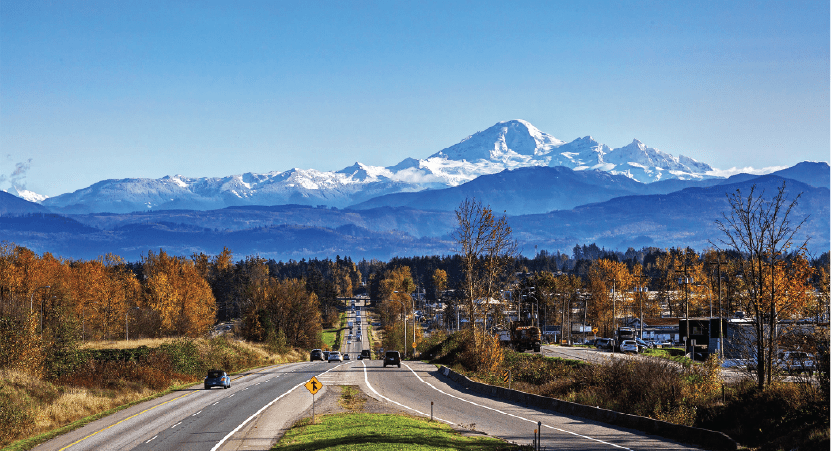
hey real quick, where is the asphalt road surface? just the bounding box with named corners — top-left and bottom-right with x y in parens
top-left (37, 300), bottom-right (705, 450)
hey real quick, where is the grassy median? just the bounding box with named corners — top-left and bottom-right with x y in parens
top-left (273, 413), bottom-right (530, 450)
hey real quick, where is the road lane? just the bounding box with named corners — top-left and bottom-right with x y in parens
top-left (359, 359), bottom-right (704, 450)
top-left (36, 362), bottom-right (342, 451)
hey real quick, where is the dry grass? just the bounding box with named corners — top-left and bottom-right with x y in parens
top-left (1, 337), bottom-right (308, 448)
top-left (0, 368), bottom-right (155, 445)
top-left (80, 337), bottom-right (179, 350)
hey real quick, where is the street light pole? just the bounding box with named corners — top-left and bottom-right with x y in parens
top-left (29, 285), bottom-right (50, 314)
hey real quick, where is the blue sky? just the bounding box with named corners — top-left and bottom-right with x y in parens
top-left (2, 1), bottom-right (828, 197)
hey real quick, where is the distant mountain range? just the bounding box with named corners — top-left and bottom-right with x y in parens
top-left (350, 161), bottom-right (830, 214)
top-left (1, 165), bottom-right (827, 261)
top-left (25, 119), bottom-right (720, 214)
top-left (0, 118), bottom-right (827, 261)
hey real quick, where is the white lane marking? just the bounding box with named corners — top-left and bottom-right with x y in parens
top-left (193, 410), bottom-right (202, 416)
top-left (209, 363), bottom-right (345, 451)
top-left (360, 361), bottom-right (452, 425)
top-left (404, 364), bottom-right (632, 450)
top-left (171, 421), bottom-right (182, 428)
top-left (145, 435), bottom-right (157, 444)
top-left (212, 402), bottom-right (220, 406)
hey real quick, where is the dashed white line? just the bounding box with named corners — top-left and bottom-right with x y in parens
top-left (171, 421), bottom-right (182, 429)
top-left (145, 435), bottom-right (157, 443)
top-left (403, 364), bottom-right (632, 450)
top-left (193, 410), bottom-right (202, 416)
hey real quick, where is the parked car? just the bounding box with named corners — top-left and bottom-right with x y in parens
top-left (328, 351), bottom-right (343, 362)
top-left (620, 340), bottom-right (638, 353)
top-left (595, 338), bottom-right (614, 351)
top-left (635, 338), bottom-right (652, 352)
top-left (383, 350), bottom-right (401, 368)
top-left (777, 351), bottom-right (816, 375)
top-left (310, 349), bottom-right (324, 361)
top-left (204, 369), bottom-right (230, 389)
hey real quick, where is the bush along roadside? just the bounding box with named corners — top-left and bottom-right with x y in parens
top-left (423, 330), bottom-right (829, 451)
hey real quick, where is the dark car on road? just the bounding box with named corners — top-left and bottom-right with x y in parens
top-left (360, 349), bottom-right (372, 360)
top-left (383, 350), bottom-right (401, 368)
top-left (310, 349), bottom-right (324, 361)
top-left (204, 369), bottom-right (230, 390)
top-left (595, 338), bottom-right (614, 351)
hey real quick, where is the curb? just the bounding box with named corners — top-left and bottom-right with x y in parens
top-left (438, 366), bottom-right (738, 451)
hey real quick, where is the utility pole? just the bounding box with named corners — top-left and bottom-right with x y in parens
top-left (634, 275), bottom-right (649, 339)
top-left (705, 253), bottom-right (728, 360)
top-left (678, 258), bottom-right (695, 357)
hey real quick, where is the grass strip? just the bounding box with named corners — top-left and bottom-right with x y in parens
top-left (321, 313), bottom-right (346, 351)
top-left (273, 413), bottom-right (530, 450)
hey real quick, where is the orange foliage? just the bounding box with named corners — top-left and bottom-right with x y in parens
top-left (142, 250), bottom-right (216, 337)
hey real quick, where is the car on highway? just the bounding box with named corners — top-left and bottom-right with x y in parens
top-left (328, 351), bottom-right (343, 362)
top-left (204, 369), bottom-right (230, 389)
top-left (383, 350), bottom-right (401, 368)
top-left (343, 353), bottom-right (350, 360)
top-left (310, 349), bottom-right (324, 361)
top-left (347, 339), bottom-right (351, 344)
top-left (361, 349), bottom-right (371, 360)
top-left (595, 338), bottom-right (614, 351)
top-left (323, 351), bottom-right (330, 360)
top-left (620, 340), bottom-right (638, 353)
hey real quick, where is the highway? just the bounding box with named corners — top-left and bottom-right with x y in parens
top-left (37, 298), bottom-right (705, 450)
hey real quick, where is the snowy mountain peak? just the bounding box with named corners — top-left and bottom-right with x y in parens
top-left (6, 186), bottom-right (49, 203)
top-left (39, 119), bottom-right (719, 213)
top-left (430, 119), bottom-right (565, 162)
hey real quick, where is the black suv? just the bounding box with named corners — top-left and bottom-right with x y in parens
top-left (383, 350), bottom-right (401, 368)
top-left (360, 349), bottom-right (372, 360)
top-left (310, 349), bottom-right (324, 361)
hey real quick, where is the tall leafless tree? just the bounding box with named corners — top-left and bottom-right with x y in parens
top-left (715, 181), bottom-right (808, 389)
top-left (453, 198), bottom-right (517, 356)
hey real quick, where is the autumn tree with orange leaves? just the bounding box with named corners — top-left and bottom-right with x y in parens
top-left (142, 250), bottom-right (216, 337)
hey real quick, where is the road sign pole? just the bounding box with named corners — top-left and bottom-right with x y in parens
top-left (312, 392), bottom-right (315, 421)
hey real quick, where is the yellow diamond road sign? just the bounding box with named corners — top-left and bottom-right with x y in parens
top-left (305, 376), bottom-right (322, 395)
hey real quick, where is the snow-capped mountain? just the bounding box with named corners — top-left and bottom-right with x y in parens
top-left (5, 186), bottom-right (49, 203)
top-left (38, 119), bottom-right (715, 214)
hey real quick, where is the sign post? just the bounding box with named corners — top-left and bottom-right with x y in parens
top-left (304, 376), bottom-right (323, 421)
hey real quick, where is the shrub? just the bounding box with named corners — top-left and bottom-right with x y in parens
top-left (0, 388), bottom-right (34, 446)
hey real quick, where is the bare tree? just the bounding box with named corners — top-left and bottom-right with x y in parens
top-left (715, 181), bottom-right (808, 389)
top-left (453, 198), bottom-right (517, 358)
